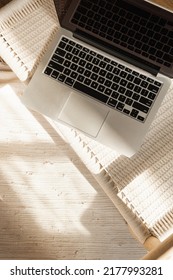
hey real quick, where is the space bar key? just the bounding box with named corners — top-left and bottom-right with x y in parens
top-left (74, 81), bottom-right (109, 103)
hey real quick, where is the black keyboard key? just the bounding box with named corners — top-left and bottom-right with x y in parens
top-left (77, 75), bottom-right (85, 82)
top-left (132, 71), bottom-right (139, 76)
top-left (123, 108), bottom-right (130, 115)
top-left (99, 61), bottom-right (107, 68)
top-left (91, 81), bottom-right (98, 89)
top-left (83, 47), bottom-right (90, 53)
top-left (86, 54), bottom-right (93, 62)
top-left (64, 69), bottom-right (71, 76)
top-left (134, 85), bottom-right (141, 93)
top-left (134, 77), bottom-right (141, 85)
top-left (79, 59), bottom-right (86, 67)
top-left (148, 84), bottom-right (160, 93)
top-left (51, 70), bottom-right (59, 79)
top-left (62, 37), bottom-right (69, 43)
top-left (113, 76), bottom-right (120, 83)
top-left (74, 81), bottom-right (109, 103)
top-left (125, 90), bottom-right (133, 97)
top-left (91, 73), bottom-right (98, 80)
top-left (65, 44), bottom-right (73, 52)
top-left (126, 98), bottom-right (133, 106)
top-left (106, 64), bottom-right (113, 72)
top-left (120, 71), bottom-right (127, 78)
top-left (69, 40), bottom-right (76, 46)
top-left (133, 101), bottom-right (149, 113)
top-left (118, 64), bottom-right (125, 70)
top-left (111, 83), bottom-right (119, 91)
top-left (97, 54), bottom-right (104, 60)
top-left (130, 109), bottom-right (139, 118)
top-left (93, 58), bottom-right (100, 65)
top-left (86, 62), bottom-right (93, 70)
top-left (59, 41), bottom-right (66, 49)
top-left (52, 55), bottom-right (64, 64)
top-left (127, 82), bottom-right (134, 90)
top-left (106, 73), bottom-right (114, 80)
top-left (76, 44), bottom-right (83, 50)
top-left (64, 60), bottom-right (71, 67)
top-left (93, 66), bottom-right (100, 73)
top-left (141, 81), bottom-right (149, 88)
top-left (118, 95), bottom-right (126, 102)
top-left (111, 92), bottom-right (119, 99)
top-left (105, 88), bottom-right (112, 96)
top-left (65, 53), bottom-right (73, 60)
top-left (70, 63), bottom-right (78, 71)
top-left (120, 79), bottom-right (128, 87)
top-left (84, 78), bottom-right (91, 86)
top-left (84, 70), bottom-right (92, 77)
top-left (78, 67), bottom-right (85, 74)
top-left (139, 96), bottom-right (152, 107)
top-left (105, 80), bottom-right (112, 87)
top-left (55, 48), bottom-right (66, 57)
top-left (127, 74), bottom-right (134, 82)
top-left (141, 89), bottom-right (149, 96)
top-left (107, 98), bottom-right (118, 108)
top-left (137, 115), bottom-right (145, 122)
top-left (48, 61), bottom-right (64, 72)
top-left (132, 93), bottom-right (140, 101)
top-left (98, 77), bottom-right (105, 84)
top-left (98, 85), bottom-right (105, 92)
top-left (79, 51), bottom-right (86, 58)
top-left (65, 77), bottom-right (75, 86)
top-left (100, 69), bottom-right (107, 76)
top-left (140, 74), bottom-right (147, 80)
top-left (148, 92), bottom-right (156, 100)
top-left (113, 68), bottom-right (120, 75)
top-left (58, 74), bottom-right (66, 82)
top-left (119, 87), bottom-right (126, 94)
top-left (72, 48), bottom-right (80, 55)
top-left (44, 67), bottom-right (52, 76)
top-left (116, 102), bottom-right (125, 111)
top-left (104, 57), bottom-right (111, 63)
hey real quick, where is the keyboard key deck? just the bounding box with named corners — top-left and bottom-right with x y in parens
top-left (44, 36), bottom-right (163, 123)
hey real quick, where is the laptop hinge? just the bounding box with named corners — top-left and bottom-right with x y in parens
top-left (74, 29), bottom-right (160, 76)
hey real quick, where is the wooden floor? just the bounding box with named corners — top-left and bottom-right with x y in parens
top-left (0, 78), bottom-right (146, 259)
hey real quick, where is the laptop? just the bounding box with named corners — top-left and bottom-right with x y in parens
top-left (22, 0), bottom-right (173, 157)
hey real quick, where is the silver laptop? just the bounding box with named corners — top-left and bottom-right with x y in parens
top-left (22, 0), bottom-right (173, 157)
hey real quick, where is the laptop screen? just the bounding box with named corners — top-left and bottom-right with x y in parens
top-left (62, 0), bottom-right (173, 78)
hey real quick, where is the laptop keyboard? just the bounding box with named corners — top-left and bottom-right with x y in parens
top-left (71, 0), bottom-right (173, 68)
top-left (44, 36), bottom-right (162, 123)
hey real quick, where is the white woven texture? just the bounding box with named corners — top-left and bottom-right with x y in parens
top-left (0, 0), bottom-right (59, 81)
top-left (57, 81), bottom-right (173, 242)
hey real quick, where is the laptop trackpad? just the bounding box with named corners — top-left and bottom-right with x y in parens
top-left (58, 93), bottom-right (109, 137)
